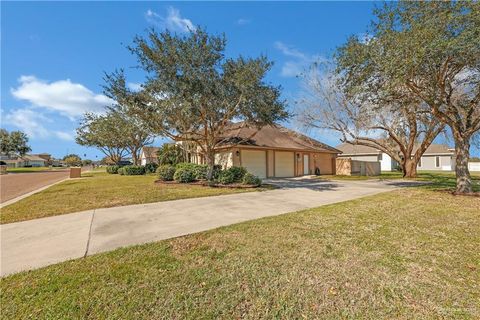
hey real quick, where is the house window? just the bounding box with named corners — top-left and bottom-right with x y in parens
top-left (418, 157), bottom-right (422, 167)
top-left (378, 153), bottom-right (383, 161)
top-left (435, 156), bottom-right (440, 167)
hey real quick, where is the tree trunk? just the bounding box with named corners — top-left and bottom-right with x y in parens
top-left (454, 137), bottom-right (472, 194)
top-left (205, 151), bottom-right (216, 181)
top-left (403, 158), bottom-right (418, 178)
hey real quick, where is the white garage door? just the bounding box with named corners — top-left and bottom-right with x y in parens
top-left (275, 151), bottom-right (294, 177)
top-left (241, 150), bottom-right (267, 178)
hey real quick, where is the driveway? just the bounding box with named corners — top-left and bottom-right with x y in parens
top-left (0, 170), bottom-right (70, 203)
top-left (1, 178), bottom-right (422, 276)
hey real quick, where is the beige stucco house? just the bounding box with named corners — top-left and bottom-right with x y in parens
top-left (188, 123), bottom-right (341, 178)
top-left (140, 147), bottom-right (160, 166)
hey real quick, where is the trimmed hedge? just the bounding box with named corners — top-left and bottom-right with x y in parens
top-left (144, 163), bottom-right (158, 174)
top-left (117, 167), bottom-right (126, 175)
top-left (156, 165), bottom-right (176, 181)
top-left (106, 165), bottom-right (121, 174)
top-left (122, 165), bottom-right (145, 175)
top-left (217, 166), bottom-right (247, 184)
top-left (242, 173), bottom-right (262, 186)
top-left (174, 167), bottom-right (195, 183)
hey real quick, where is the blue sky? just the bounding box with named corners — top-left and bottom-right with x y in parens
top-left (2, 1), bottom-right (478, 159)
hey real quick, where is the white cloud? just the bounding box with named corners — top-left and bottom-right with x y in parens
top-left (236, 18), bottom-right (250, 26)
top-left (127, 82), bottom-right (143, 92)
top-left (274, 41), bottom-right (328, 78)
top-left (3, 108), bottom-right (73, 141)
top-left (11, 75), bottom-right (112, 120)
top-left (145, 7), bottom-right (195, 33)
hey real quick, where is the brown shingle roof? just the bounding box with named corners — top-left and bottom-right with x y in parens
top-left (336, 143), bottom-right (454, 155)
top-left (217, 122), bottom-right (340, 153)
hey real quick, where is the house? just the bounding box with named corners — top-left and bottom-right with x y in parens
top-left (22, 154), bottom-right (48, 167)
top-left (186, 123), bottom-right (341, 178)
top-left (140, 147), bottom-right (160, 165)
top-left (336, 143), bottom-right (455, 171)
top-left (0, 154), bottom-right (47, 168)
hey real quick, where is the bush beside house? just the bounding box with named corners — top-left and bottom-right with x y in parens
top-left (108, 162), bottom-right (262, 187)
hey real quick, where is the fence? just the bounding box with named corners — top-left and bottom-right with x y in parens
top-left (336, 158), bottom-right (381, 176)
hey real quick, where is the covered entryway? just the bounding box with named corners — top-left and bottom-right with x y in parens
top-left (241, 150), bottom-right (267, 178)
top-left (274, 151), bottom-right (295, 177)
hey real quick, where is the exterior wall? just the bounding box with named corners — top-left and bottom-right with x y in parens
top-left (28, 160), bottom-right (46, 167)
top-left (214, 151), bottom-right (233, 169)
top-left (380, 153), bottom-right (392, 171)
top-left (468, 162), bottom-right (480, 172)
top-left (312, 153), bottom-right (335, 175)
top-left (267, 150), bottom-right (274, 177)
top-left (418, 155), bottom-right (453, 171)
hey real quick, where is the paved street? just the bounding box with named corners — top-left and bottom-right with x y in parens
top-left (0, 178), bottom-right (423, 276)
top-left (0, 170), bottom-right (70, 203)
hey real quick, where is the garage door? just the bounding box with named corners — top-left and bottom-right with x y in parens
top-left (241, 150), bottom-right (267, 178)
top-left (275, 151), bottom-right (295, 177)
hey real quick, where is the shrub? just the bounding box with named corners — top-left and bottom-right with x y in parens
top-left (122, 165), bottom-right (145, 175)
top-left (242, 173), bottom-right (262, 186)
top-left (117, 167), bottom-right (125, 175)
top-left (174, 167), bottom-right (195, 183)
top-left (156, 165), bottom-right (176, 181)
top-left (193, 164), bottom-right (208, 180)
top-left (144, 162), bottom-right (158, 174)
top-left (106, 165), bottom-right (121, 174)
top-left (217, 166), bottom-right (248, 184)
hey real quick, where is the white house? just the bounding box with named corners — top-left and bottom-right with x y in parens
top-left (336, 143), bottom-right (455, 171)
top-left (140, 147), bottom-right (160, 166)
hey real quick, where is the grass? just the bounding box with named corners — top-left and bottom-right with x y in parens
top-left (1, 186), bottom-right (479, 319)
top-left (6, 166), bottom-right (66, 173)
top-left (0, 171), bottom-right (271, 224)
top-left (323, 170), bottom-right (480, 190)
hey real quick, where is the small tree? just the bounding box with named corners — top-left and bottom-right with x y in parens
top-left (156, 144), bottom-right (186, 165)
top-left (336, 1), bottom-right (480, 193)
top-left (102, 70), bottom-right (154, 165)
top-left (0, 129), bottom-right (31, 157)
top-left (76, 113), bottom-right (130, 165)
top-left (63, 154), bottom-right (82, 167)
top-left (127, 28), bottom-right (288, 179)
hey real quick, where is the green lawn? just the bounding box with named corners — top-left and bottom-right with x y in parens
top-left (0, 171), bottom-right (271, 224)
top-left (1, 187), bottom-right (478, 319)
top-left (323, 170), bottom-right (480, 190)
top-left (6, 166), bottom-right (67, 173)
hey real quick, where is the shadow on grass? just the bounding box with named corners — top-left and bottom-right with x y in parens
top-left (415, 172), bottom-right (480, 192)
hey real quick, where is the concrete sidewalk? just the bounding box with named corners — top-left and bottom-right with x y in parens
top-left (1, 178), bottom-right (418, 276)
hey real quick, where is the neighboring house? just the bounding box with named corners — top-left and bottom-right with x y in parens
top-left (336, 143), bottom-right (455, 171)
top-left (0, 153), bottom-right (47, 167)
top-left (185, 122), bottom-right (340, 178)
top-left (140, 147), bottom-right (160, 165)
top-left (23, 154), bottom-right (48, 167)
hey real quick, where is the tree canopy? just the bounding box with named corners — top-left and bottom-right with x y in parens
top-left (125, 28), bottom-right (289, 178)
top-left (336, 1), bottom-right (480, 193)
top-left (0, 129), bottom-right (31, 157)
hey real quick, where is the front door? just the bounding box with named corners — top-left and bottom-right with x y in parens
top-left (303, 154), bottom-right (309, 175)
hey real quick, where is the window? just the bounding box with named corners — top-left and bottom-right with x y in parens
top-left (435, 156), bottom-right (440, 168)
top-left (378, 153), bottom-right (383, 161)
top-left (418, 157), bottom-right (422, 167)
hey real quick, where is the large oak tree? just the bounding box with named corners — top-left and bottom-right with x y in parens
top-left (126, 28), bottom-right (288, 179)
top-left (336, 1), bottom-right (480, 193)
top-left (298, 64), bottom-right (445, 178)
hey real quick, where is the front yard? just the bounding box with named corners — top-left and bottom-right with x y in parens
top-left (0, 170), bottom-right (271, 224)
top-left (1, 187), bottom-right (478, 319)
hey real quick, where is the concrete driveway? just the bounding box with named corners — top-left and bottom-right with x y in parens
top-left (1, 177), bottom-right (422, 276)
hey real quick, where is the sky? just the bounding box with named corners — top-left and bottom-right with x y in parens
top-left (2, 1), bottom-right (478, 159)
